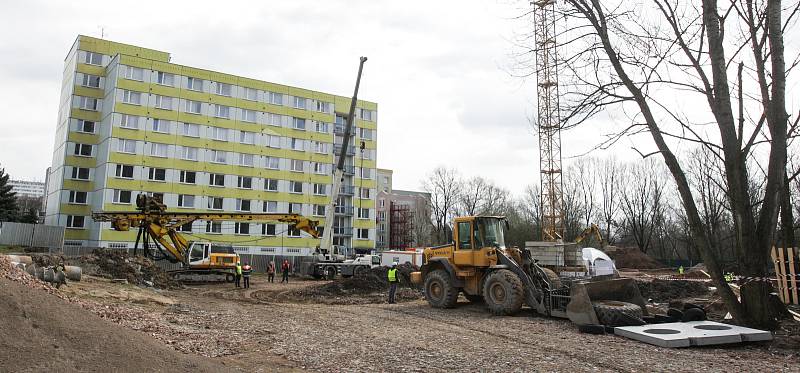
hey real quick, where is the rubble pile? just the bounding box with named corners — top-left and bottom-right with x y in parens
top-left (71, 249), bottom-right (181, 289)
top-left (1, 255), bottom-right (67, 299)
top-left (636, 279), bottom-right (710, 302)
top-left (608, 247), bottom-right (664, 269)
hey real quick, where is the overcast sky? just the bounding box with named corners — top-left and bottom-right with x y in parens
top-left (1, 1), bottom-right (796, 196)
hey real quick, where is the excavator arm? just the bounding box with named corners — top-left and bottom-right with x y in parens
top-left (574, 223), bottom-right (604, 248)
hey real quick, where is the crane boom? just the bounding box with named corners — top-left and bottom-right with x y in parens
top-left (319, 56), bottom-right (368, 260)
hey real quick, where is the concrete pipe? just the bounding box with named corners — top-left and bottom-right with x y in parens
top-left (35, 266), bottom-right (45, 280)
top-left (24, 263), bottom-right (34, 275)
top-left (64, 266), bottom-right (82, 281)
top-left (43, 268), bottom-right (55, 282)
top-left (6, 255), bottom-right (33, 265)
top-left (54, 270), bottom-right (66, 284)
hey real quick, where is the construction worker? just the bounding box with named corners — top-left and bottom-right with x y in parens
top-left (387, 262), bottom-right (399, 304)
top-left (281, 259), bottom-right (291, 283)
top-left (267, 261), bottom-right (276, 283)
top-left (242, 262), bottom-right (253, 289)
top-left (235, 262), bottom-right (243, 288)
top-left (678, 265), bottom-right (684, 275)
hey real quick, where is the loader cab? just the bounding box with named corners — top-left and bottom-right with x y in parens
top-left (452, 216), bottom-right (507, 267)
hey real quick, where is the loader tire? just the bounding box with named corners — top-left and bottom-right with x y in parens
top-left (483, 269), bottom-right (524, 316)
top-left (592, 300), bottom-right (644, 327)
top-left (424, 270), bottom-right (458, 308)
top-left (540, 267), bottom-right (562, 290)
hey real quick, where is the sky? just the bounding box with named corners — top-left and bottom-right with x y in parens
top-left (0, 0), bottom-right (618, 196)
top-left (0, 1), bottom-right (796, 197)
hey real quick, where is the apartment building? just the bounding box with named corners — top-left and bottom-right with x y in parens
top-left (45, 35), bottom-right (378, 256)
top-left (9, 180), bottom-right (46, 199)
top-left (376, 169), bottom-right (431, 250)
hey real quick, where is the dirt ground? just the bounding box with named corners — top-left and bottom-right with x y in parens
top-left (3, 256), bottom-right (799, 372)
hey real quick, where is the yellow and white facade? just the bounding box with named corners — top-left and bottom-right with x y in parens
top-left (45, 35), bottom-right (378, 255)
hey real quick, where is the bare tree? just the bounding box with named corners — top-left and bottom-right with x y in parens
top-left (618, 161), bottom-right (668, 254)
top-left (422, 167), bottom-right (462, 244)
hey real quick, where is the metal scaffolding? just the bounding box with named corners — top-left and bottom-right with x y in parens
top-left (389, 202), bottom-right (414, 250)
top-left (533, 0), bottom-right (565, 241)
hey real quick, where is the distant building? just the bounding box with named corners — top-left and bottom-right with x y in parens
top-left (9, 180), bottom-right (45, 199)
top-left (376, 169), bottom-right (431, 250)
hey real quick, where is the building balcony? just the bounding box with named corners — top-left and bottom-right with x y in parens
top-left (333, 226), bottom-right (353, 236)
top-left (335, 206), bottom-right (354, 216)
top-left (339, 185), bottom-right (355, 195)
top-left (333, 124), bottom-right (355, 136)
top-left (342, 165), bottom-right (355, 175)
top-left (333, 145), bottom-right (356, 156)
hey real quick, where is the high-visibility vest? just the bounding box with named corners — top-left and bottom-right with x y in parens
top-left (388, 268), bottom-right (398, 282)
top-left (236, 264), bottom-right (242, 275)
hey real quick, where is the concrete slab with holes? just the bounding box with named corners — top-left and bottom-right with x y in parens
top-left (614, 321), bottom-right (772, 348)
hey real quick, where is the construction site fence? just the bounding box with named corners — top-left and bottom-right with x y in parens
top-left (0, 222), bottom-right (64, 250)
top-left (53, 246), bottom-right (308, 275)
top-left (772, 247), bottom-right (799, 305)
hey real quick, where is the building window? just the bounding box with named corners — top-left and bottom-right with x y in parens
top-left (265, 135), bottom-right (281, 148)
top-left (115, 164), bottom-right (134, 179)
top-left (313, 205), bottom-right (325, 217)
top-left (292, 117), bottom-right (306, 130)
top-left (360, 188), bottom-right (370, 199)
top-left (311, 141), bottom-right (328, 154)
top-left (315, 122), bottom-right (329, 134)
top-left (378, 211), bottom-right (386, 220)
top-left (312, 162), bottom-right (327, 175)
top-left (239, 131), bottom-right (255, 145)
top-left (214, 104), bottom-right (230, 119)
top-left (206, 221), bottom-right (222, 233)
top-left (180, 146), bottom-right (198, 161)
top-left (261, 224), bottom-right (276, 236)
top-left (293, 96), bottom-right (306, 109)
top-left (207, 197), bottom-right (224, 210)
top-left (187, 77), bottom-right (203, 91)
top-left (124, 66), bottom-right (144, 81)
top-left (244, 87), bottom-right (258, 101)
top-left (313, 184), bottom-right (327, 195)
top-left (78, 96), bottom-right (99, 111)
top-left (84, 52), bottom-right (102, 65)
top-left (357, 228), bottom-right (369, 239)
top-left (236, 199), bottom-right (251, 212)
top-left (360, 167), bottom-right (373, 179)
top-left (181, 123), bottom-right (200, 137)
top-left (315, 101), bottom-right (329, 113)
top-left (78, 120), bottom-right (95, 133)
top-left (239, 153), bottom-right (254, 167)
top-left (120, 114), bottom-right (139, 129)
top-left (177, 194), bottom-right (195, 208)
top-left (150, 143), bottom-right (168, 158)
top-left (147, 167), bottom-right (166, 181)
top-left (267, 113), bottom-right (282, 126)
top-left (289, 181), bottom-right (303, 194)
top-left (71, 167), bottom-right (90, 180)
top-left (265, 156), bottom-right (280, 170)
top-left (359, 128), bottom-right (374, 140)
top-left (154, 95), bottom-right (173, 110)
top-left (177, 222), bottom-right (193, 232)
top-left (209, 173), bottom-right (225, 187)
top-left (215, 82), bottom-right (232, 96)
top-left (263, 201), bottom-right (278, 213)
top-left (289, 138), bottom-right (305, 151)
top-left (358, 208), bottom-right (370, 219)
top-left (81, 74), bottom-right (101, 88)
top-left (359, 108), bottom-right (373, 121)
top-left (288, 202), bottom-right (302, 214)
top-left (186, 100), bottom-right (202, 114)
top-left (122, 90), bottom-right (141, 105)
top-left (210, 150), bottom-right (227, 164)
top-left (179, 170), bottom-right (196, 184)
top-left (211, 127), bottom-right (228, 141)
top-left (156, 72), bottom-right (174, 86)
top-left (287, 224), bottom-right (301, 237)
top-left (74, 143), bottom-right (92, 157)
top-left (379, 198), bottom-right (385, 208)
top-left (237, 176), bottom-right (252, 189)
top-left (264, 179), bottom-right (278, 191)
top-left (66, 215), bottom-right (86, 228)
top-left (68, 191), bottom-right (88, 204)
top-left (151, 119), bottom-right (170, 133)
top-left (242, 109), bottom-right (256, 123)
top-left (268, 92), bottom-right (282, 105)
top-left (290, 159), bottom-right (304, 172)
top-left (113, 190), bottom-right (132, 204)
top-left (234, 222), bottom-right (250, 235)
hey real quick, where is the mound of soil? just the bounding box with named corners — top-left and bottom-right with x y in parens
top-left (33, 250), bottom-right (180, 289)
top-left (608, 247), bottom-right (664, 269)
top-left (0, 259), bottom-right (228, 372)
top-left (316, 263), bottom-right (420, 294)
top-left (636, 279), bottom-right (710, 302)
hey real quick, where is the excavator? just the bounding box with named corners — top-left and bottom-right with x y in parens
top-left (574, 223), bottom-right (605, 248)
top-left (411, 215), bottom-right (647, 328)
top-left (92, 194), bottom-right (320, 282)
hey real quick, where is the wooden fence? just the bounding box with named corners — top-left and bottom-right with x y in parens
top-left (771, 247), bottom-right (799, 305)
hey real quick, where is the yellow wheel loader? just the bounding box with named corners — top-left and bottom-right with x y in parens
top-left (410, 216), bottom-right (648, 327)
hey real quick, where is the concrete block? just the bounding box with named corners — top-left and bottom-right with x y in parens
top-left (614, 321), bottom-right (772, 348)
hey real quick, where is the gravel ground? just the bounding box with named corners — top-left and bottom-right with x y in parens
top-left (7, 264), bottom-right (799, 373)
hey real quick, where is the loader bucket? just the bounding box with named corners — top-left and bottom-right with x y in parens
top-left (565, 278), bottom-right (647, 326)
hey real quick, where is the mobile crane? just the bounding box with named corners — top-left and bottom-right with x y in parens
top-left (92, 194), bottom-right (320, 282)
